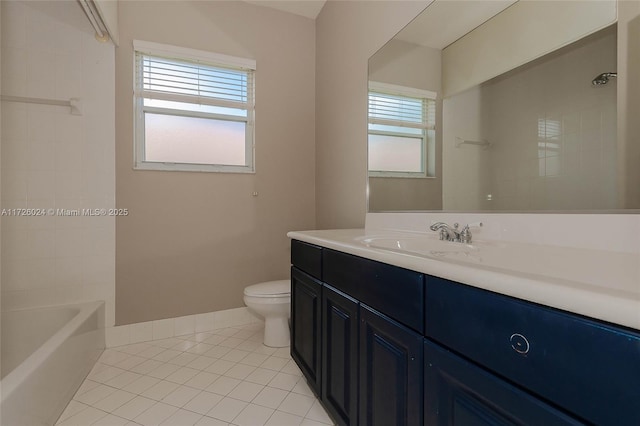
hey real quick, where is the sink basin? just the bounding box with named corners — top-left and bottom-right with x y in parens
top-left (357, 234), bottom-right (479, 260)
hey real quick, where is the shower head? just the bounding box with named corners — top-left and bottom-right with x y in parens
top-left (592, 72), bottom-right (617, 86)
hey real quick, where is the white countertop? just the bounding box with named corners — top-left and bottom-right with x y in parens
top-left (288, 228), bottom-right (640, 331)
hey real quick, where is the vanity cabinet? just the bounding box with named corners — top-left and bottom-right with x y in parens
top-left (322, 285), bottom-right (358, 425)
top-left (291, 266), bottom-right (322, 395)
top-left (291, 241), bottom-right (424, 426)
top-left (291, 239), bottom-right (640, 426)
top-left (323, 249), bottom-right (424, 334)
top-left (359, 305), bottom-right (423, 426)
top-left (425, 276), bottom-right (640, 426)
top-left (424, 340), bottom-right (582, 425)
top-left (324, 248), bottom-right (424, 426)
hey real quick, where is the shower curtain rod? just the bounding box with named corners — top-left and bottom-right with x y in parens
top-left (77, 0), bottom-right (111, 43)
top-left (1, 95), bottom-right (82, 115)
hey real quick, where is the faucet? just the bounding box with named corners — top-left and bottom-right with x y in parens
top-left (430, 222), bottom-right (482, 243)
top-left (430, 222), bottom-right (461, 242)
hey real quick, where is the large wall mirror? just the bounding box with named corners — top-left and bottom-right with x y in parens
top-left (367, 0), bottom-right (640, 213)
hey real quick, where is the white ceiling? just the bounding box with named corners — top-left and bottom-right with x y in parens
top-left (244, 0), bottom-right (327, 19)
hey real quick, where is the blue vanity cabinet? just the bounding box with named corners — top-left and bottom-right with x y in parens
top-left (425, 276), bottom-right (640, 425)
top-left (291, 266), bottom-right (322, 396)
top-left (424, 340), bottom-right (583, 425)
top-left (291, 240), bottom-right (323, 279)
top-left (292, 239), bottom-right (640, 425)
top-left (322, 285), bottom-right (359, 426)
top-left (291, 241), bottom-right (425, 426)
top-left (360, 305), bottom-right (424, 426)
top-left (323, 248), bottom-right (425, 426)
top-left (323, 249), bottom-right (425, 334)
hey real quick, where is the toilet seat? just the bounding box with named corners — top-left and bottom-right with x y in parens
top-left (243, 280), bottom-right (290, 298)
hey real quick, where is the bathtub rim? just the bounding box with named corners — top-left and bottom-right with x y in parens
top-left (1, 300), bottom-right (105, 401)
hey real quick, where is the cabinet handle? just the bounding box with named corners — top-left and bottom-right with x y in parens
top-left (510, 333), bottom-right (530, 355)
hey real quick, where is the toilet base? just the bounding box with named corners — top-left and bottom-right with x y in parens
top-left (263, 316), bottom-right (290, 347)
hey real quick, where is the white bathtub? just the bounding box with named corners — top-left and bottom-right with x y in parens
top-left (1, 301), bottom-right (105, 426)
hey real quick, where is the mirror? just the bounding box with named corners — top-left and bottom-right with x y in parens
top-left (367, 0), bottom-right (640, 212)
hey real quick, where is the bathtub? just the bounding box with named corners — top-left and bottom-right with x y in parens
top-left (1, 301), bottom-right (105, 426)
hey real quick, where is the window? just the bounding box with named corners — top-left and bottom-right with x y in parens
top-left (368, 82), bottom-right (436, 177)
top-left (134, 41), bottom-right (256, 173)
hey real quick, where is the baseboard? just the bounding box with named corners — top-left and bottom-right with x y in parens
top-left (105, 307), bottom-right (263, 348)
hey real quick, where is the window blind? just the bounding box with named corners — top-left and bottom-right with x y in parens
top-left (368, 91), bottom-right (435, 130)
top-left (135, 52), bottom-right (254, 111)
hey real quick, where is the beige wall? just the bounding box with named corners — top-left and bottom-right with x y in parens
top-left (368, 39), bottom-right (443, 211)
top-left (315, 0), bottom-right (430, 228)
top-left (115, 1), bottom-right (316, 325)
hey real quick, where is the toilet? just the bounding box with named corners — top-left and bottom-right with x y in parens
top-left (243, 280), bottom-right (291, 347)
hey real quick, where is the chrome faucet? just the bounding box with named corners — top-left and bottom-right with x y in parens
top-left (430, 222), bottom-right (482, 243)
top-left (430, 222), bottom-right (461, 242)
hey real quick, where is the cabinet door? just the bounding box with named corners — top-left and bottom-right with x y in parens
top-left (291, 267), bottom-right (322, 395)
top-left (322, 285), bottom-right (358, 426)
top-left (424, 339), bottom-right (583, 426)
top-left (359, 305), bottom-right (423, 426)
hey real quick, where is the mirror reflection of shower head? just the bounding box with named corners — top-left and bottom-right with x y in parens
top-left (592, 72), bottom-right (617, 85)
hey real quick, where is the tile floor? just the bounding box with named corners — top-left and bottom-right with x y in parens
top-left (56, 323), bottom-right (334, 426)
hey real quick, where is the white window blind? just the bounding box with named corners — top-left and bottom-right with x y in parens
top-left (368, 91), bottom-right (435, 131)
top-left (134, 54), bottom-right (254, 112)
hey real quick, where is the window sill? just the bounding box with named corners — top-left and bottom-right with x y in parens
top-left (368, 173), bottom-right (435, 179)
top-left (134, 161), bottom-right (255, 174)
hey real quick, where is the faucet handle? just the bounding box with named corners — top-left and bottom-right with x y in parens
top-left (459, 226), bottom-right (472, 244)
top-left (459, 222), bottom-right (482, 244)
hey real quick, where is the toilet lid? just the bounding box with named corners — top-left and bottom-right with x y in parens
top-left (244, 280), bottom-right (291, 297)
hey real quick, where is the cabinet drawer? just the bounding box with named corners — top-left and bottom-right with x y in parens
top-left (291, 240), bottom-right (323, 280)
top-left (424, 340), bottom-right (582, 425)
top-left (323, 249), bottom-right (424, 334)
top-left (425, 276), bottom-right (640, 426)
